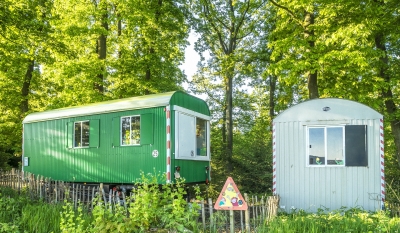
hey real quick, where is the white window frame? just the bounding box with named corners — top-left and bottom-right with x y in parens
top-left (306, 125), bottom-right (345, 167)
top-left (120, 115), bottom-right (141, 146)
top-left (174, 106), bottom-right (211, 161)
top-left (74, 121), bottom-right (90, 148)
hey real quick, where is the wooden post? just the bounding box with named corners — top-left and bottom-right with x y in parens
top-left (229, 210), bottom-right (234, 233)
top-left (240, 210), bottom-right (244, 232)
top-left (261, 196), bottom-right (265, 221)
top-left (208, 198), bottom-right (213, 231)
top-left (244, 193), bottom-right (250, 232)
top-left (201, 200), bottom-right (206, 230)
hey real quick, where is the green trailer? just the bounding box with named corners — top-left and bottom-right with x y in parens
top-left (22, 91), bottom-right (211, 187)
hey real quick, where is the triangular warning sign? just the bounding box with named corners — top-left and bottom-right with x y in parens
top-left (214, 177), bottom-right (248, 210)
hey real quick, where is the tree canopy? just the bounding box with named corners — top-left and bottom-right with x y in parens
top-left (0, 0), bottom-right (399, 200)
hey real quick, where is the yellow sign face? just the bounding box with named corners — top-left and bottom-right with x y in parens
top-left (214, 177), bottom-right (248, 210)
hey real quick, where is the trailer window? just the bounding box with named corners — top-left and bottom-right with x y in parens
top-left (74, 121), bottom-right (90, 148)
top-left (196, 118), bottom-right (207, 156)
top-left (175, 108), bottom-right (210, 161)
top-left (307, 125), bottom-right (367, 167)
top-left (121, 116), bottom-right (140, 145)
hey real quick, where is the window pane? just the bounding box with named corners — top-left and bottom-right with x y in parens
top-left (176, 112), bottom-right (196, 157)
top-left (309, 128), bottom-right (325, 165)
top-left (82, 121), bottom-right (90, 147)
top-left (345, 125), bottom-right (368, 166)
top-left (131, 116), bottom-right (140, 145)
top-left (327, 127), bottom-right (343, 165)
top-left (74, 122), bottom-right (82, 147)
top-left (121, 116), bottom-right (140, 145)
top-left (121, 117), bottom-right (131, 145)
top-left (196, 118), bottom-right (207, 156)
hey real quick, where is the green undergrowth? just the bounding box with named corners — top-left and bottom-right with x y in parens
top-left (1, 178), bottom-right (400, 232)
top-left (59, 172), bottom-right (203, 232)
top-left (260, 208), bottom-right (400, 233)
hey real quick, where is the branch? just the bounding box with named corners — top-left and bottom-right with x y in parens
top-left (203, 0), bottom-right (228, 54)
top-left (268, 0), bottom-right (303, 27)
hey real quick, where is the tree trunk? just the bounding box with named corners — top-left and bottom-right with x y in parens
top-left (269, 75), bottom-right (277, 118)
top-left (94, 0), bottom-right (108, 94)
top-left (304, 11), bottom-right (319, 99)
top-left (21, 59), bottom-right (35, 116)
top-left (225, 74), bottom-right (234, 174)
top-left (374, 33), bottom-right (400, 168)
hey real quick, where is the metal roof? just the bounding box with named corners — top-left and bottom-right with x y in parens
top-left (23, 91), bottom-right (178, 123)
top-left (274, 98), bottom-right (382, 122)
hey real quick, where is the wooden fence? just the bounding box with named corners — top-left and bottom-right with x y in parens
top-left (0, 168), bottom-right (279, 232)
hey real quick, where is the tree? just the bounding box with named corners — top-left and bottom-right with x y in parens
top-left (189, 0), bottom-right (268, 175)
top-left (0, 0), bottom-right (62, 168)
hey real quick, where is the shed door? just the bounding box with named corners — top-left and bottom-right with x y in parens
top-left (176, 112), bottom-right (196, 158)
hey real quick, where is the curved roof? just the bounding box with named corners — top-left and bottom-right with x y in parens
top-left (274, 98), bottom-right (382, 123)
top-left (23, 91), bottom-right (209, 123)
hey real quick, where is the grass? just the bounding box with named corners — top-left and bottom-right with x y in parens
top-left (1, 183), bottom-right (400, 232)
top-left (260, 208), bottom-right (400, 233)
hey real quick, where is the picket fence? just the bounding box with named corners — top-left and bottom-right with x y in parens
top-left (0, 168), bottom-right (280, 232)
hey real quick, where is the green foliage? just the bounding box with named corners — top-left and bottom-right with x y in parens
top-left (125, 172), bottom-right (201, 231)
top-left (0, 187), bottom-right (62, 233)
top-left (262, 208), bottom-right (400, 232)
top-left (20, 203), bottom-right (63, 233)
top-left (60, 199), bottom-right (91, 233)
top-left (58, 172), bottom-right (202, 232)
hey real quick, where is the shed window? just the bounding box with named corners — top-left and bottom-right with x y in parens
top-left (196, 118), bottom-right (207, 156)
top-left (175, 109), bottom-right (210, 161)
top-left (112, 114), bottom-right (153, 147)
top-left (74, 121), bottom-right (90, 148)
top-left (121, 116), bottom-right (140, 145)
top-left (307, 125), bottom-right (367, 167)
top-left (67, 120), bottom-right (99, 148)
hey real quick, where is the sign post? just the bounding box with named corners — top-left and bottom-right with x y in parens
top-left (214, 177), bottom-right (248, 233)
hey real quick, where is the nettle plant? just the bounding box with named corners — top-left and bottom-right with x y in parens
top-left (127, 171), bottom-right (202, 231)
top-left (60, 171), bottom-right (202, 233)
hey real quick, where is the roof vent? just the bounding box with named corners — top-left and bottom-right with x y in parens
top-left (322, 106), bottom-right (330, 112)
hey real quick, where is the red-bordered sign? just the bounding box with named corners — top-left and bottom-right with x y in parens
top-left (214, 177), bottom-right (248, 210)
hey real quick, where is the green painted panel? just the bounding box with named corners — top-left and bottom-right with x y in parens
top-left (66, 122), bottom-right (73, 148)
top-left (23, 92), bottom-right (209, 184)
top-left (89, 119), bottom-right (100, 148)
top-left (112, 117), bottom-right (120, 147)
top-left (141, 113), bottom-right (153, 145)
top-left (170, 92), bottom-right (210, 116)
top-left (173, 160), bottom-right (210, 183)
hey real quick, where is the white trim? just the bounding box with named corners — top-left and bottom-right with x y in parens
top-left (172, 105), bottom-right (211, 120)
top-left (174, 108), bottom-right (210, 161)
top-left (272, 123), bottom-right (277, 195)
top-left (120, 115), bottom-right (141, 146)
top-left (306, 125), bottom-right (345, 167)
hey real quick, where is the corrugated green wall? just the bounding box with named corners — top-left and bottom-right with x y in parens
top-left (170, 92), bottom-right (210, 116)
top-left (24, 107), bottom-right (167, 183)
top-left (23, 91), bottom-right (211, 184)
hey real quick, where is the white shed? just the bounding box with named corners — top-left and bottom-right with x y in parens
top-left (272, 98), bottom-right (384, 212)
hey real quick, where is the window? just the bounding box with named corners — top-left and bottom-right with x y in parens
top-left (121, 116), bottom-right (140, 145)
top-left (112, 114), bottom-right (153, 147)
top-left (307, 125), bottom-right (367, 167)
top-left (74, 121), bottom-right (90, 148)
top-left (175, 108), bottom-right (210, 160)
top-left (196, 118), bottom-right (207, 156)
top-left (67, 120), bottom-right (99, 149)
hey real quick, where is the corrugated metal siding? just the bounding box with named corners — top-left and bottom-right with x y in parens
top-left (23, 92), bottom-right (211, 184)
top-left (275, 119), bottom-right (382, 212)
top-left (168, 102), bottom-right (211, 183)
top-left (24, 107), bottom-right (167, 184)
top-left (170, 92), bottom-right (210, 116)
top-left (173, 160), bottom-right (210, 183)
